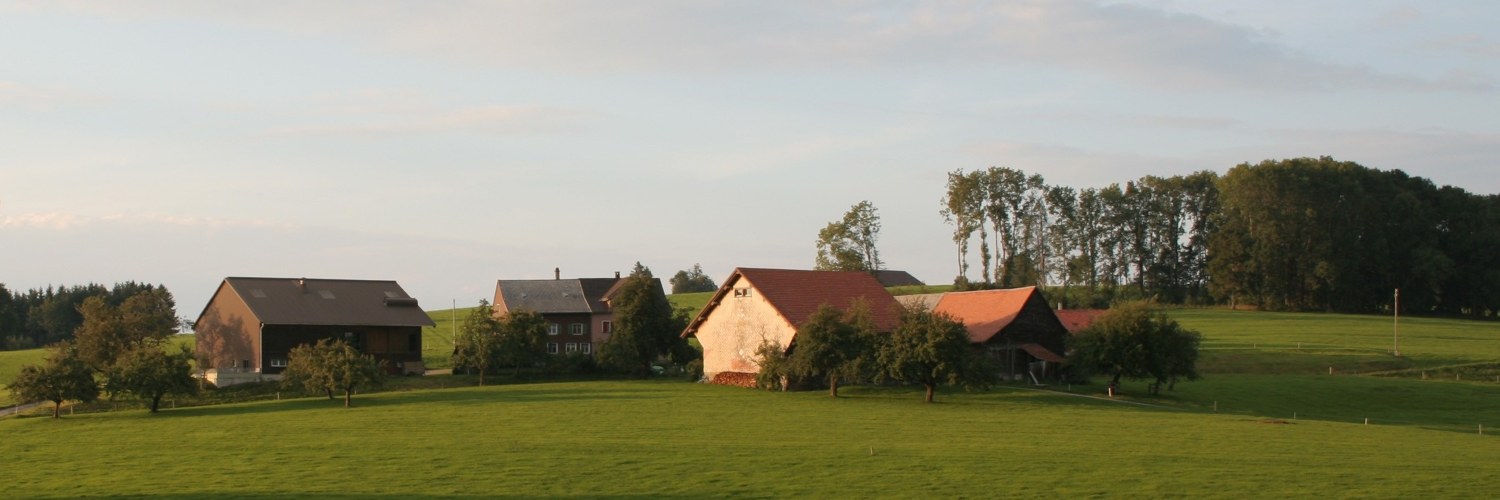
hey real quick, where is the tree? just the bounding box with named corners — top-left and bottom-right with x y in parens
top-left (784, 303), bottom-right (870, 397)
top-left (74, 289), bottom-right (177, 373)
top-left (878, 306), bottom-right (991, 403)
top-left (940, 170), bottom-right (984, 284)
top-left (282, 338), bottom-right (384, 407)
top-left (1069, 301), bottom-right (1201, 394)
top-left (599, 263), bottom-right (687, 377)
top-left (452, 301), bottom-right (503, 385)
top-left (815, 201), bottom-right (883, 272)
top-left (107, 345), bottom-right (197, 413)
top-left (669, 264), bottom-right (718, 294)
top-left (7, 343), bottom-right (99, 418)
top-left (494, 309), bottom-right (548, 378)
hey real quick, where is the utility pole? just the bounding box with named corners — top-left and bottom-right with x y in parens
top-left (1393, 288), bottom-right (1400, 357)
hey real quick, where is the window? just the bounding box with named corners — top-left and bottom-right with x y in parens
top-left (569, 323), bottom-right (584, 335)
top-left (241, 359), bottom-right (251, 369)
top-left (270, 358), bottom-right (287, 368)
top-left (566, 343), bottom-right (578, 353)
top-left (601, 321), bottom-right (613, 334)
top-left (249, 289), bottom-right (267, 298)
top-left (581, 343), bottom-right (592, 355)
top-left (547, 343), bottom-right (558, 354)
top-left (733, 288), bottom-right (752, 298)
top-left (547, 323), bottom-right (559, 335)
top-left (318, 290), bottom-right (336, 299)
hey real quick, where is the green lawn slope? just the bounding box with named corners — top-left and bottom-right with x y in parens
top-left (2, 380), bottom-right (1496, 497)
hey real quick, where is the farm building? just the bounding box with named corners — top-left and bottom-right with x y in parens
top-left (871, 270), bottom-right (925, 287)
top-left (193, 277), bottom-right (435, 387)
top-left (1054, 308), bottom-right (1108, 334)
top-left (681, 268), bottom-right (903, 385)
top-left (923, 287), bottom-right (1071, 382)
top-left (492, 269), bottom-right (637, 356)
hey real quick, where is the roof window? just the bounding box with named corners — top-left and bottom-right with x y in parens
top-left (249, 289), bottom-right (267, 298)
top-left (318, 290), bottom-right (336, 299)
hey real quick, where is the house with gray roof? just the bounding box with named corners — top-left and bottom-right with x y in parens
top-left (492, 269), bottom-right (630, 356)
top-left (193, 277), bottom-right (435, 386)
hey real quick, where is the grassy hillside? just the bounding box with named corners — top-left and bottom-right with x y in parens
top-left (0, 348), bottom-right (49, 407)
top-left (4, 380), bottom-right (1498, 497)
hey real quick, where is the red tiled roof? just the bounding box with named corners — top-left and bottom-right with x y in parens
top-left (931, 287), bottom-right (1038, 343)
top-left (1055, 309), bottom-right (1108, 333)
top-left (682, 268), bottom-right (902, 337)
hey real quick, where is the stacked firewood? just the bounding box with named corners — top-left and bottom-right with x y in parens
top-left (710, 372), bottom-right (758, 388)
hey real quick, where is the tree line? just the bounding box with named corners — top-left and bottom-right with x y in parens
top-left (0, 281), bottom-right (180, 351)
top-left (939, 157), bottom-right (1500, 316)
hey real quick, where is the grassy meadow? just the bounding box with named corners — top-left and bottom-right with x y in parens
top-left (5, 304), bottom-right (1499, 497)
top-left (4, 380), bottom-right (1498, 498)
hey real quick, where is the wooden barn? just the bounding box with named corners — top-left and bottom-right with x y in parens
top-left (921, 287), bottom-right (1071, 383)
top-left (193, 277), bottom-right (435, 386)
top-left (681, 268), bottom-right (902, 386)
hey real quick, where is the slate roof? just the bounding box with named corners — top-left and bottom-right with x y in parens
top-left (213, 277), bottom-right (435, 327)
top-left (930, 287), bottom-right (1043, 343)
top-left (495, 278), bottom-right (624, 314)
top-left (872, 270), bottom-right (925, 287)
top-left (683, 268), bottom-right (903, 337)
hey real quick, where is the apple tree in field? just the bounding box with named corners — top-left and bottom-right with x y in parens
top-left (1069, 301), bottom-right (1201, 394)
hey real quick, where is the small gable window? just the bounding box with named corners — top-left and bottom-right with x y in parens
top-left (733, 288), bottom-right (752, 298)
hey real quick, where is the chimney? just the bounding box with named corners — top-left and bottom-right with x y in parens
top-left (554, 267), bottom-right (560, 280)
top-left (615, 271), bottom-right (621, 279)
top-left (298, 277), bottom-right (306, 291)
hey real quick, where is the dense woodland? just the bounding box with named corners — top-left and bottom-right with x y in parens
top-left (0, 282), bottom-right (177, 351)
top-left (941, 157), bottom-right (1500, 316)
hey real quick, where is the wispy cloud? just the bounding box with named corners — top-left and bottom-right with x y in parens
top-left (35, 1), bottom-right (1464, 92)
top-left (265, 104), bottom-right (595, 138)
top-left (0, 81), bottom-right (105, 109)
top-left (0, 212), bottom-right (284, 230)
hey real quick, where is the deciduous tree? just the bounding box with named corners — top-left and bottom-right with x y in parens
top-left (784, 303), bottom-right (870, 397)
top-left (282, 338), bottom-right (384, 407)
top-left (452, 301), bottom-right (503, 385)
top-left (599, 263), bottom-right (687, 377)
top-left (669, 264), bottom-right (718, 294)
top-left (815, 201), bottom-right (883, 272)
top-left (108, 345), bottom-right (197, 412)
top-left (878, 306), bottom-right (991, 403)
top-left (7, 342), bottom-right (99, 418)
top-left (1069, 301), bottom-right (1200, 394)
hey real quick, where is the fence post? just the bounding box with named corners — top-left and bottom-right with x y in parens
top-left (1364, 418), bottom-right (1369, 425)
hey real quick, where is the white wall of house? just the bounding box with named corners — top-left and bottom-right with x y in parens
top-left (693, 281), bottom-right (794, 379)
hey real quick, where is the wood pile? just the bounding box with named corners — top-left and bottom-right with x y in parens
top-left (710, 372), bottom-right (758, 388)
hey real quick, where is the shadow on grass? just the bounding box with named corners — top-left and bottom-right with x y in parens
top-left (106, 495), bottom-right (706, 499)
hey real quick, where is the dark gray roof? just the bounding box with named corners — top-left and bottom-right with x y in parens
top-left (222, 277), bottom-right (436, 327)
top-left (873, 270), bottom-right (925, 287)
top-left (495, 277), bottom-right (634, 314)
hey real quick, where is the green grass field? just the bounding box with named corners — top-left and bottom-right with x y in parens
top-left (3, 380), bottom-right (1497, 498)
top-left (5, 306), bottom-right (1499, 497)
top-left (0, 348), bottom-right (49, 407)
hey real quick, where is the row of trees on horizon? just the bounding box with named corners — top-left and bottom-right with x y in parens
top-left (923, 156), bottom-right (1497, 316)
top-left (809, 156), bottom-right (1497, 316)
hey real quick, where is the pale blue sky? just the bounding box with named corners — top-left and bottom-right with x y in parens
top-left (2, 1), bottom-right (1496, 316)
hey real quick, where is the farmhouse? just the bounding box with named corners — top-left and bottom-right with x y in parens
top-left (492, 269), bottom-right (631, 356)
top-left (922, 287), bottom-right (1071, 382)
top-left (193, 277), bottom-right (435, 387)
top-left (681, 268), bottom-right (902, 385)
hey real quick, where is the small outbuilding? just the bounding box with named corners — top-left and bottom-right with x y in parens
top-left (923, 287), bottom-right (1071, 383)
top-left (193, 277), bottom-right (435, 387)
top-left (681, 268), bottom-right (902, 385)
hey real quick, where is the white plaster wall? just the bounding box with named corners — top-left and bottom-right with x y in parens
top-left (694, 283), bottom-right (794, 378)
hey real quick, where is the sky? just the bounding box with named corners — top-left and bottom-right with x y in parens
top-left (1, 1), bottom-right (1497, 319)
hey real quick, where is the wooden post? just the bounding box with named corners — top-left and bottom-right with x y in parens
top-left (1364, 418), bottom-right (1369, 425)
top-left (1329, 366), bottom-right (1334, 375)
top-left (1213, 401), bottom-right (1218, 412)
